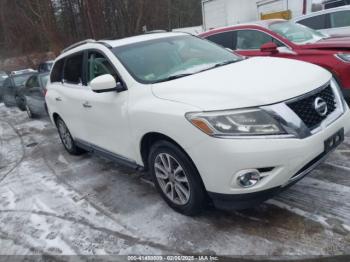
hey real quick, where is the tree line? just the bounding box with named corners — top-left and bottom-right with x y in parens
top-left (0, 0), bottom-right (202, 58)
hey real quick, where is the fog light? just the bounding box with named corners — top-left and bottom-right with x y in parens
top-left (237, 170), bottom-right (261, 188)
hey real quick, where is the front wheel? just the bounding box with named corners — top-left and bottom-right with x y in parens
top-left (56, 117), bottom-right (85, 155)
top-left (26, 105), bottom-right (37, 119)
top-left (149, 140), bottom-right (207, 216)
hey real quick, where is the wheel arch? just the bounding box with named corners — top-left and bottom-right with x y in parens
top-left (140, 131), bottom-right (208, 191)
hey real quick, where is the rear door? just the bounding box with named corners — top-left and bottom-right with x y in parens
top-left (49, 53), bottom-right (88, 140)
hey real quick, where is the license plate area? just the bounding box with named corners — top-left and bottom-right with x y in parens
top-left (324, 128), bottom-right (344, 153)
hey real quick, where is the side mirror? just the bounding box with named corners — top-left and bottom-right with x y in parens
top-left (90, 74), bottom-right (124, 93)
top-left (260, 42), bottom-right (278, 54)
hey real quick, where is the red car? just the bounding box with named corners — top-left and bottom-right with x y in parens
top-left (200, 19), bottom-right (350, 99)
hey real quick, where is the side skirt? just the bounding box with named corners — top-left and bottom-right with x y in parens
top-left (75, 139), bottom-right (144, 171)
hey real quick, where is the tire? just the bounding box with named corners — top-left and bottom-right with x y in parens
top-left (15, 96), bottom-right (26, 111)
top-left (149, 140), bottom-right (207, 216)
top-left (26, 105), bottom-right (37, 119)
top-left (56, 117), bottom-right (85, 155)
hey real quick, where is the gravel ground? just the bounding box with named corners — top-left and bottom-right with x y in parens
top-left (0, 103), bottom-right (349, 257)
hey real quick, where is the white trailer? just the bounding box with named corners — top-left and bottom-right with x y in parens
top-left (202, 0), bottom-right (313, 30)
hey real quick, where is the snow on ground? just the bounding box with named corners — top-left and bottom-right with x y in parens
top-left (0, 106), bottom-right (349, 256)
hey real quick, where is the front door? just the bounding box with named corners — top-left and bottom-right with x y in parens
top-left (80, 50), bottom-right (132, 159)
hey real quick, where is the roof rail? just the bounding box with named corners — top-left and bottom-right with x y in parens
top-left (61, 39), bottom-right (96, 53)
top-left (144, 30), bottom-right (168, 34)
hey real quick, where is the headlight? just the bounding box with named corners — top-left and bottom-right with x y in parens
top-left (335, 53), bottom-right (350, 63)
top-left (185, 109), bottom-right (286, 137)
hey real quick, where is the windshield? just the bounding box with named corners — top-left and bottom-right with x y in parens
top-left (113, 35), bottom-right (242, 84)
top-left (269, 21), bottom-right (327, 44)
top-left (13, 74), bottom-right (34, 86)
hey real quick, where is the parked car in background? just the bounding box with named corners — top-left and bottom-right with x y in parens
top-left (20, 72), bottom-right (49, 118)
top-left (293, 6), bottom-right (350, 37)
top-left (0, 71), bottom-right (8, 102)
top-left (38, 60), bottom-right (54, 73)
top-left (11, 69), bottom-right (36, 76)
top-left (200, 19), bottom-right (350, 99)
top-left (46, 34), bottom-right (350, 215)
top-left (2, 72), bottom-right (35, 109)
top-left (323, 0), bottom-right (350, 9)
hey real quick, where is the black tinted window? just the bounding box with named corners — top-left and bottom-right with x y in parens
top-left (298, 15), bottom-right (328, 30)
top-left (51, 59), bottom-right (64, 83)
top-left (205, 31), bottom-right (234, 49)
top-left (325, 0), bottom-right (347, 9)
top-left (63, 53), bottom-right (84, 85)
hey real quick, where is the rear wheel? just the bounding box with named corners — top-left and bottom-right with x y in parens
top-left (149, 140), bottom-right (207, 216)
top-left (56, 117), bottom-right (85, 155)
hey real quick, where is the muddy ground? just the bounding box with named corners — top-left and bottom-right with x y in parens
top-left (0, 104), bottom-right (349, 257)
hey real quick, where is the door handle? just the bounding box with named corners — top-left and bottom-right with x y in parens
top-left (55, 97), bottom-right (62, 102)
top-left (82, 102), bottom-right (92, 108)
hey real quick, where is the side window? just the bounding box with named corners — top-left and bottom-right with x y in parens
top-left (236, 30), bottom-right (281, 50)
top-left (63, 53), bottom-right (84, 85)
top-left (87, 51), bottom-right (117, 83)
top-left (298, 15), bottom-right (328, 30)
top-left (330, 10), bottom-right (350, 28)
top-left (205, 31), bottom-right (234, 49)
top-left (26, 76), bottom-right (39, 89)
top-left (51, 59), bottom-right (65, 83)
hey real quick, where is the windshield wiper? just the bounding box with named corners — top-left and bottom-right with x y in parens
top-left (199, 60), bottom-right (239, 73)
top-left (152, 73), bottom-right (194, 83)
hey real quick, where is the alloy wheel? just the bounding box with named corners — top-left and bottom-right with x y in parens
top-left (26, 105), bottom-right (32, 118)
top-left (154, 153), bottom-right (191, 205)
top-left (57, 120), bottom-right (73, 150)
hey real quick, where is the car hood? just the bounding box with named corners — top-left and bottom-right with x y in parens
top-left (151, 57), bottom-right (331, 111)
top-left (299, 36), bottom-right (350, 50)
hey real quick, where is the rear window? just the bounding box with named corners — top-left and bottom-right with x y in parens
top-left (51, 59), bottom-right (65, 83)
top-left (63, 53), bottom-right (84, 85)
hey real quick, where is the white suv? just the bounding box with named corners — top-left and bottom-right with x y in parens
top-left (46, 33), bottom-right (350, 215)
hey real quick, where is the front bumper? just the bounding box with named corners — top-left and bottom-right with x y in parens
top-left (186, 84), bottom-right (350, 208)
top-left (207, 135), bottom-right (343, 210)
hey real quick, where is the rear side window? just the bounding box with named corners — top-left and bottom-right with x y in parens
top-left (63, 53), bottom-right (84, 85)
top-left (330, 10), bottom-right (350, 28)
top-left (205, 31), bottom-right (235, 49)
top-left (51, 59), bottom-right (64, 83)
top-left (298, 15), bottom-right (328, 30)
